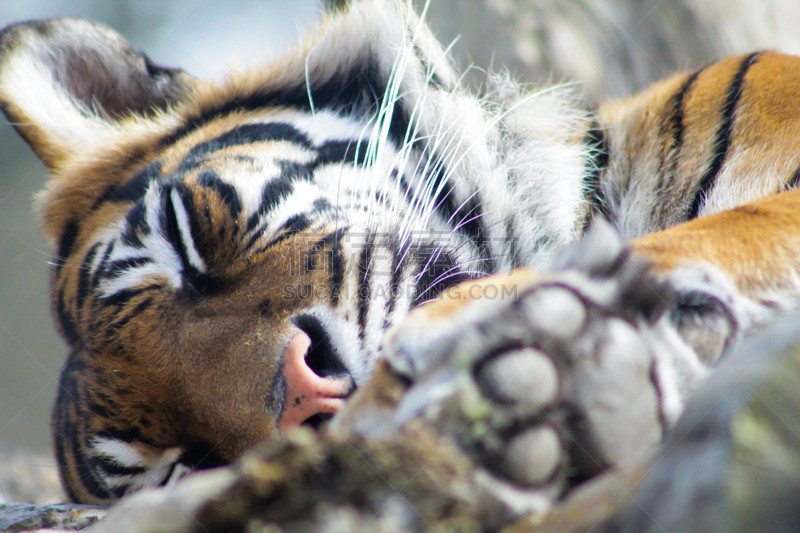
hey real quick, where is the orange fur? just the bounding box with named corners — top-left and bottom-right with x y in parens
top-left (632, 189), bottom-right (800, 296)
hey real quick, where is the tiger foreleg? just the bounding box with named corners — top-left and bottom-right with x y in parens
top-left (632, 189), bottom-right (800, 363)
top-left (337, 191), bottom-right (800, 518)
top-left (332, 221), bottom-right (686, 518)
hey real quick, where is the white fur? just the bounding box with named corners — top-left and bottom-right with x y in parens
top-left (91, 437), bottom-right (184, 490)
top-left (91, 437), bottom-right (150, 468)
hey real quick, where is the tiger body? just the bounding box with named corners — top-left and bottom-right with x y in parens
top-left (2, 0), bottom-right (800, 511)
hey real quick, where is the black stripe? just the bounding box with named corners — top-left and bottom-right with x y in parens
top-left (182, 123), bottom-right (313, 166)
top-left (253, 214), bottom-right (314, 255)
top-left (76, 243), bottom-right (102, 311)
top-left (103, 257), bottom-right (153, 280)
top-left (159, 462), bottom-right (178, 487)
top-left (198, 170), bottom-right (242, 220)
top-left (423, 165), bottom-right (456, 221)
top-left (247, 178), bottom-right (293, 232)
top-left (100, 287), bottom-right (147, 306)
top-left (245, 139), bottom-right (366, 240)
top-left (420, 160), bottom-right (494, 273)
top-left (120, 202), bottom-right (149, 248)
top-left (314, 139), bottom-right (369, 168)
top-left (382, 236), bottom-right (409, 330)
top-left (581, 118), bottom-right (610, 227)
top-left (87, 399), bottom-right (110, 418)
top-left (787, 164), bottom-right (800, 190)
top-left (356, 232), bottom-right (375, 342)
top-left (301, 228), bottom-right (349, 301)
top-left (107, 297), bottom-right (154, 334)
top-left (244, 167), bottom-right (344, 253)
top-left (111, 298), bottom-right (153, 330)
top-left (162, 185), bottom-right (196, 274)
top-left (412, 243), bottom-right (470, 306)
top-left (161, 58), bottom-right (411, 154)
top-left (55, 289), bottom-right (80, 345)
top-left (74, 444), bottom-right (110, 501)
top-left (53, 352), bottom-right (86, 500)
top-left (689, 52), bottom-right (761, 218)
top-left (94, 391), bottom-right (120, 412)
top-left (278, 160), bottom-right (314, 184)
top-left (455, 195), bottom-right (495, 274)
top-left (312, 226), bottom-right (349, 251)
top-left (53, 427), bottom-right (71, 499)
top-left (74, 450), bottom-right (111, 501)
top-left (99, 426), bottom-right (142, 443)
top-left (244, 220), bottom-right (274, 252)
top-left (108, 483), bottom-right (129, 499)
top-left (91, 243), bottom-right (115, 291)
top-left (92, 160), bottom-right (163, 210)
top-left (313, 198), bottom-right (334, 212)
top-left (665, 68), bottom-right (704, 161)
top-left (244, 160), bottom-right (318, 238)
top-left (405, 135), bottom-right (493, 269)
top-left (161, 184), bottom-right (207, 286)
top-left (281, 214), bottom-right (314, 238)
top-left (56, 356), bottom-right (113, 501)
top-left (653, 68), bottom-right (705, 208)
top-left (246, 175), bottom-right (299, 233)
top-left (53, 219), bottom-right (79, 278)
top-left (316, 227), bottom-right (348, 306)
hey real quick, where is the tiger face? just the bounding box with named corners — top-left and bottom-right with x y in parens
top-left (3, 1), bottom-right (566, 502)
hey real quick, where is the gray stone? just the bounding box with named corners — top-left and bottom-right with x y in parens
top-left (0, 503), bottom-right (105, 531)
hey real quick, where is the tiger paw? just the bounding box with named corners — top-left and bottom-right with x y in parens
top-left (382, 222), bottom-right (674, 515)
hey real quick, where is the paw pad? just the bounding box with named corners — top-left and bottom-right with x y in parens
top-left (519, 286), bottom-right (586, 341)
top-left (497, 425), bottom-right (562, 487)
top-left (476, 348), bottom-right (559, 408)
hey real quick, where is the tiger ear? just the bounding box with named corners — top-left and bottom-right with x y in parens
top-left (0, 18), bottom-right (195, 170)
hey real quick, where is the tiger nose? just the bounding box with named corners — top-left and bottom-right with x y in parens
top-left (278, 333), bottom-right (353, 431)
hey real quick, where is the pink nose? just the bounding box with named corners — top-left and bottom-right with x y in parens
top-left (278, 333), bottom-right (352, 431)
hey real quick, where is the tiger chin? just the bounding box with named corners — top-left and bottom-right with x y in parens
top-left (3, 0), bottom-right (800, 519)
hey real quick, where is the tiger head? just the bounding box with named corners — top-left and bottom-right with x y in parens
top-left (0, 1), bottom-right (588, 503)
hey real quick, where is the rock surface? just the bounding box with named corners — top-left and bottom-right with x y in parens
top-left (0, 449), bottom-right (62, 504)
top-left (0, 503), bottom-right (105, 532)
top-left (600, 314), bottom-right (800, 532)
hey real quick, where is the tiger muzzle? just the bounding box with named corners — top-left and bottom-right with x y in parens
top-left (278, 316), bottom-right (355, 431)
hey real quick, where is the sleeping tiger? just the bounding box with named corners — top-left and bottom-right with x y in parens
top-left (1, 0), bottom-right (800, 516)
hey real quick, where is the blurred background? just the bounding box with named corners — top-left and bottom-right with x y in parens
top-left (1, 0), bottom-right (799, 464)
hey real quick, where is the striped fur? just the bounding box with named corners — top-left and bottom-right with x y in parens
top-left (2, 0), bottom-right (800, 505)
